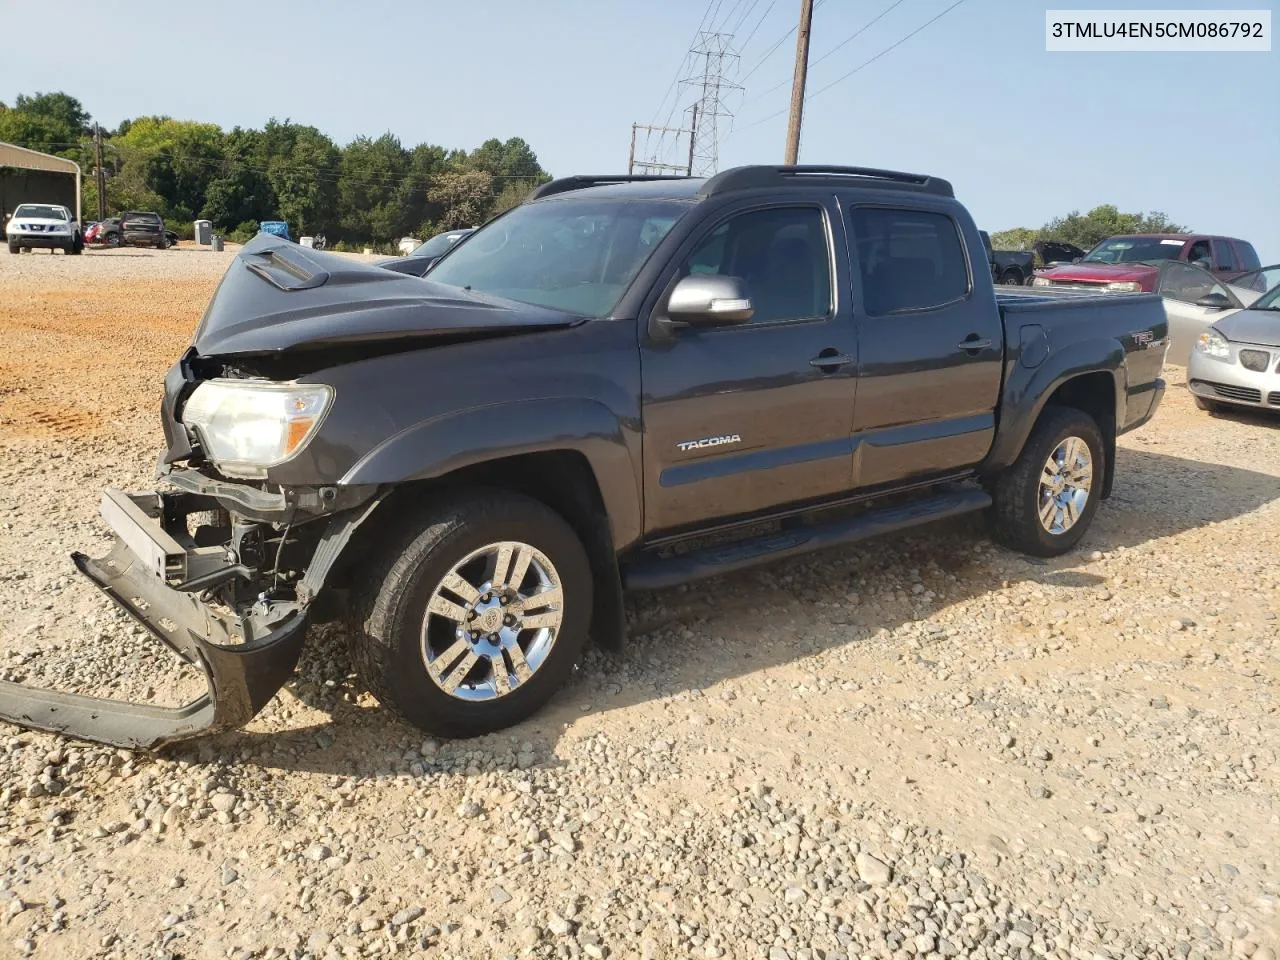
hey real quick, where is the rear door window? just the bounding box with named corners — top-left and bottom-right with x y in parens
top-left (847, 207), bottom-right (970, 315)
top-left (1234, 241), bottom-right (1261, 272)
top-left (1213, 239), bottom-right (1237, 272)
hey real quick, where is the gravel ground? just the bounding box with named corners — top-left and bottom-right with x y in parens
top-left (0, 249), bottom-right (1277, 960)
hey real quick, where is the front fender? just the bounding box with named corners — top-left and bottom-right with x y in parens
top-left (340, 398), bottom-right (643, 551)
top-left (984, 336), bottom-right (1126, 474)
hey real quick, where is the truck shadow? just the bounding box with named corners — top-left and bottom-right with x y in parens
top-left (210, 447), bottom-right (1278, 776)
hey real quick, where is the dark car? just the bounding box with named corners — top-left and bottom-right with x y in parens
top-left (120, 211), bottom-right (169, 249)
top-left (979, 230), bottom-right (1035, 285)
top-left (1033, 233), bottom-right (1262, 292)
top-left (378, 227), bottom-right (476, 277)
top-left (0, 165), bottom-right (1168, 750)
top-left (1033, 240), bottom-right (1086, 268)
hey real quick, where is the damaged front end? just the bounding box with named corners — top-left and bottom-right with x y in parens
top-left (0, 472), bottom-right (380, 749)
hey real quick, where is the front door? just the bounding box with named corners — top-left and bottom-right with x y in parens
top-left (843, 203), bottom-right (1004, 489)
top-left (640, 202), bottom-right (858, 534)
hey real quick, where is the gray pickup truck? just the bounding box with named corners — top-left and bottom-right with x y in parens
top-left (0, 165), bottom-right (1169, 749)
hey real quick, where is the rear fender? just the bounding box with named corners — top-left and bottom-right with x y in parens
top-left (984, 337), bottom-right (1126, 475)
top-left (339, 398), bottom-right (643, 551)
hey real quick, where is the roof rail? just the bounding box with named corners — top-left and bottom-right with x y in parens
top-left (528, 174), bottom-right (693, 201)
top-left (698, 165), bottom-right (954, 198)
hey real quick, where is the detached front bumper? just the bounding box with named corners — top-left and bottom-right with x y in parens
top-left (0, 479), bottom-right (379, 750)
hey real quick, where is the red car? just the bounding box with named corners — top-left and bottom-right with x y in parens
top-left (1032, 233), bottom-right (1261, 293)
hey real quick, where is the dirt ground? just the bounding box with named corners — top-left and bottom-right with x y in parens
top-left (0, 247), bottom-right (1276, 960)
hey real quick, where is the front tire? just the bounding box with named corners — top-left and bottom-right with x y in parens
top-left (989, 406), bottom-right (1105, 557)
top-left (348, 491), bottom-right (593, 738)
top-left (7, 240), bottom-right (17, 254)
top-left (1193, 396), bottom-right (1221, 413)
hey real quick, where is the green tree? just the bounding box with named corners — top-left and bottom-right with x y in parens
top-left (989, 227), bottom-right (1038, 251)
top-left (339, 133), bottom-right (410, 242)
top-left (0, 92), bottom-right (91, 159)
top-left (428, 170), bottom-right (494, 230)
top-left (1040, 204), bottom-right (1189, 250)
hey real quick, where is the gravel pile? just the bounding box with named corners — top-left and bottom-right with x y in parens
top-left (0, 255), bottom-right (1276, 958)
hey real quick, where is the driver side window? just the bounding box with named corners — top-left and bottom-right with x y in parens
top-left (679, 207), bottom-right (832, 324)
top-left (1186, 240), bottom-right (1212, 265)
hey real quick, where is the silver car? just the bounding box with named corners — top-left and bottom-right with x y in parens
top-left (1157, 262), bottom-right (1280, 365)
top-left (1186, 280), bottom-right (1280, 414)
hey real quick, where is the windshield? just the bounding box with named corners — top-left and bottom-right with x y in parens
top-left (14, 204), bottom-right (67, 220)
top-left (1083, 237), bottom-right (1185, 264)
top-left (1252, 282), bottom-right (1280, 311)
top-left (412, 230), bottom-right (471, 258)
top-left (427, 198), bottom-right (689, 316)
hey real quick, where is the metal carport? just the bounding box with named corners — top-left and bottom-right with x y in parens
top-left (0, 141), bottom-right (82, 222)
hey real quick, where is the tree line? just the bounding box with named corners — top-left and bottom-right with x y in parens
top-left (0, 91), bottom-right (551, 247)
top-left (991, 204), bottom-right (1189, 258)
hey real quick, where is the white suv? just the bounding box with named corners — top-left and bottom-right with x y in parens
top-left (5, 203), bottom-right (83, 255)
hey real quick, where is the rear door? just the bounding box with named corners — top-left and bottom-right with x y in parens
top-left (843, 203), bottom-right (1004, 488)
top-left (639, 199), bottom-right (858, 534)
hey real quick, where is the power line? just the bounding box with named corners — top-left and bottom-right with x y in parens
top-left (733, 0), bottom-right (967, 134)
top-left (729, 0), bottom-right (763, 35)
top-left (649, 0), bottom-right (720, 127)
top-left (738, 0), bottom-right (777, 53)
top-left (740, 0), bottom-right (908, 107)
top-left (738, 0), bottom-right (826, 83)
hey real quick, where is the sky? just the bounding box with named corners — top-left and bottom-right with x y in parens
top-left (3, 0), bottom-right (1278, 260)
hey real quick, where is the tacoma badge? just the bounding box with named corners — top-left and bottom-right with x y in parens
top-left (677, 434), bottom-right (742, 452)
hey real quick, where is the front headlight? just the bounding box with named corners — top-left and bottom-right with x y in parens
top-left (1105, 281), bottom-right (1142, 293)
top-left (1194, 330), bottom-right (1230, 361)
top-left (1031, 277), bottom-right (1052, 287)
top-left (181, 380), bottom-right (333, 478)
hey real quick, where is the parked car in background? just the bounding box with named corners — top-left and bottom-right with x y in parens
top-left (86, 216), bottom-right (121, 246)
top-left (1187, 280), bottom-right (1280, 414)
top-left (1033, 234), bottom-right (1262, 292)
top-left (1032, 240), bottom-right (1086, 267)
top-left (1157, 261), bottom-right (1280, 364)
top-left (259, 220), bottom-right (293, 242)
top-left (120, 211), bottom-right (169, 249)
top-left (378, 227), bottom-right (476, 277)
top-left (6, 203), bottom-right (83, 254)
top-left (979, 231), bottom-right (1035, 285)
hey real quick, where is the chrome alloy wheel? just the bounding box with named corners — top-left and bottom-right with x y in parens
top-left (1038, 436), bottom-right (1094, 535)
top-left (420, 541), bottom-right (563, 701)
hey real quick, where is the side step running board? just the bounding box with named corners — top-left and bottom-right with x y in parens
top-left (622, 487), bottom-right (991, 591)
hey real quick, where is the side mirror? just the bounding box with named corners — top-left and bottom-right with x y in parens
top-left (667, 274), bottom-right (754, 325)
top-left (1071, 256), bottom-right (1082, 263)
top-left (1195, 291), bottom-right (1233, 311)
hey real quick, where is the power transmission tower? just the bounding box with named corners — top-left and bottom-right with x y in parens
top-left (681, 32), bottom-right (742, 176)
top-left (784, 0), bottom-right (814, 164)
top-left (627, 111), bottom-right (698, 176)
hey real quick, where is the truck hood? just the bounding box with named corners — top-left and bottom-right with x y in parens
top-left (1216, 308), bottom-right (1280, 348)
top-left (1037, 262), bottom-right (1159, 283)
top-left (7, 217), bottom-right (70, 230)
top-left (191, 234), bottom-right (583, 357)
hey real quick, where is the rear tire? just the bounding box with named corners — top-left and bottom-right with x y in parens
top-left (1000, 269), bottom-right (1024, 286)
top-left (347, 490), bottom-right (593, 738)
top-left (988, 406), bottom-right (1105, 557)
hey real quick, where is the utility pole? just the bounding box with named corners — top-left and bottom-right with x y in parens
top-left (93, 123), bottom-right (106, 221)
top-left (784, 0), bottom-right (814, 165)
top-left (628, 124), bottom-right (638, 175)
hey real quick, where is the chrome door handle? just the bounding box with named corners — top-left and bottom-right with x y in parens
top-left (810, 352), bottom-right (853, 369)
top-left (957, 337), bottom-right (993, 351)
